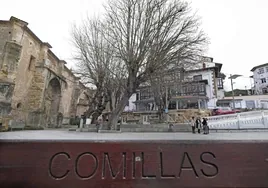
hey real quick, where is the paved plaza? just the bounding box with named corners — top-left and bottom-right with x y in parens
top-left (1, 130), bottom-right (268, 141)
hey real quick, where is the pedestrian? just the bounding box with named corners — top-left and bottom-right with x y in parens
top-left (202, 118), bottom-right (209, 134)
top-left (195, 117), bottom-right (202, 134)
top-left (190, 116), bottom-right (196, 133)
top-left (83, 113), bottom-right (87, 126)
top-left (202, 118), bottom-right (208, 134)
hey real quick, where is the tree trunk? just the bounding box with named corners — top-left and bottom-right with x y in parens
top-left (91, 112), bottom-right (100, 124)
top-left (108, 92), bottom-right (131, 130)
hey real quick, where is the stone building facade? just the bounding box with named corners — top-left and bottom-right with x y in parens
top-left (0, 16), bottom-right (89, 127)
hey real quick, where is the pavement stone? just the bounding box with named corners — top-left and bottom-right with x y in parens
top-left (1, 130), bottom-right (268, 141)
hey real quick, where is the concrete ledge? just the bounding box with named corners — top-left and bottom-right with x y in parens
top-left (76, 128), bottom-right (97, 132)
top-left (98, 130), bottom-right (121, 133)
top-left (68, 128), bottom-right (76, 131)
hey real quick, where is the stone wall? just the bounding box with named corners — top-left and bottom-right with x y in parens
top-left (0, 21), bottom-right (12, 69)
top-left (0, 16), bottom-right (91, 126)
top-left (60, 66), bottom-right (77, 117)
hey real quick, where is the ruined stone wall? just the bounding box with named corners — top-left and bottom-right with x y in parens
top-left (0, 22), bottom-right (12, 68)
top-left (10, 23), bottom-right (43, 121)
top-left (76, 91), bottom-right (89, 117)
top-left (60, 66), bottom-right (76, 117)
top-left (1, 17), bottom-right (91, 126)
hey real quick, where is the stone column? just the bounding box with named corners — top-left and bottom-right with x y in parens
top-left (176, 100), bottom-right (179, 110)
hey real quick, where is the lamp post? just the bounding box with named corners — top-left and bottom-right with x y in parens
top-left (229, 74), bottom-right (242, 109)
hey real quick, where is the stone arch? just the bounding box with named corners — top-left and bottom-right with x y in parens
top-left (76, 90), bottom-right (90, 117)
top-left (77, 90), bottom-right (89, 103)
top-left (45, 77), bottom-right (61, 127)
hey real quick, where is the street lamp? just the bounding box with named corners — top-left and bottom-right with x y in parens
top-left (228, 74), bottom-right (242, 109)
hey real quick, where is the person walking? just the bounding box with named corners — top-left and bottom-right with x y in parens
top-left (196, 117), bottom-right (202, 134)
top-left (190, 116), bottom-right (196, 134)
top-left (202, 118), bottom-right (209, 134)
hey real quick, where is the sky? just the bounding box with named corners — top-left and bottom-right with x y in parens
top-left (1, 0), bottom-right (268, 91)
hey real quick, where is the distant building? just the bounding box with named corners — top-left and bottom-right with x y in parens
top-left (217, 95), bottom-right (268, 109)
top-left (251, 63), bottom-right (268, 94)
top-left (133, 57), bottom-right (224, 111)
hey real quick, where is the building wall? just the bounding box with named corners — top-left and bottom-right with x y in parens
top-left (185, 69), bottom-right (217, 108)
top-left (11, 23), bottom-right (42, 112)
top-left (0, 21), bottom-right (12, 68)
top-left (253, 65), bottom-right (268, 94)
top-left (0, 17), bottom-right (90, 126)
top-left (60, 66), bottom-right (76, 117)
top-left (124, 93), bottom-right (136, 112)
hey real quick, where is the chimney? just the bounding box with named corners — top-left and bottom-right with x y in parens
top-left (203, 62), bottom-right (206, 69)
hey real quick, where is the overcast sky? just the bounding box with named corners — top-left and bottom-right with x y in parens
top-left (1, 0), bottom-right (267, 91)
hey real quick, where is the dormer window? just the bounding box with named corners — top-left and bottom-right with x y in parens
top-left (259, 68), bottom-right (264, 74)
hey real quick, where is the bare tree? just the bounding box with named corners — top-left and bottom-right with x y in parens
top-left (102, 0), bottom-right (208, 129)
top-left (72, 18), bottom-right (121, 123)
top-left (72, 16), bottom-right (130, 125)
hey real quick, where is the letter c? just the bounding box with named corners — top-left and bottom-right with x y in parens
top-left (49, 152), bottom-right (70, 180)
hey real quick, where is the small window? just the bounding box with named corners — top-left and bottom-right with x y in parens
top-left (217, 78), bottom-right (223, 88)
top-left (193, 75), bottom-right (202, 81)
top-left (262, 88), bottom-right (268, 94)
top-left (261, 78), bottom-right (266, 83)
top-left (28, 55), bottom-right (36, 71)
top-left (259, 68), bottom-right (265, 74)
top-left (17, 103), bottom-right (22, 109)
top-left (266, 67), bottom-right (268, 72)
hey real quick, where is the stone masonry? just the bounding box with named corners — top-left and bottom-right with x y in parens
top-left (0, 16), bottom-right (90, 127)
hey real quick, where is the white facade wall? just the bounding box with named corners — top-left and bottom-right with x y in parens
top-left (186, 69), bottom-right (218, 109)
top-left (253, 65), bottom-right (268, 94)
top-left (217, 89), bottom-right (225, 99)
top-left (124, 93), bottom-right (136, 112)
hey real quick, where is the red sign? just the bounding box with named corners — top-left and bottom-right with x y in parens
top-left (0, 141), bottom-right (268, 188)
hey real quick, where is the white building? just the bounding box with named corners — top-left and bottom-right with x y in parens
top-left (217, 95), bottom-right (268, 109)
top-left (132, 56), bottom-right (225, 111)
top-left (184, 60), bottom-right (224, 109)
top-left (251, 63), bottom-right (268, 94)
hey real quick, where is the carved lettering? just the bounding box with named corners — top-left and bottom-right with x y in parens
top-left (75, 152), bottom-right (98, 180)
top-left (200, 152), bottom-right (219, 178)
top-left (178, 152), bottom-right (199, 178)
top-left (132, 152), bottom-right (136, 179)
top-left (160, 152), bottom-right (176, 178)
top-left (102, 152), bottom-right (126, 179)
top-left (48, 151), bottom-right (218, 181)
top-left (49, 152), bottom-right (70, 180)
top-left (141, 152), bottom-right (157, 179)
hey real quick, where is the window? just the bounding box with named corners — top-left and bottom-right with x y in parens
top-left (193, 75), bottom-right (202, 81)
top-left (266, 67), bottom-right (268, 72)
top-left (136, 93), bottom-right (140, 101)
top-left (259, 68), bottom-right (265, 74)
top-left (28, 55), bottom-right (36, 71)
top-left (262, 88), bottom-right (268, 94)
top-left (261, 78), bottom-right (266, 83)
top-left (217, 78), bottom-right (223, 89)
top-left (140, 88), bottom-right (152, 100)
